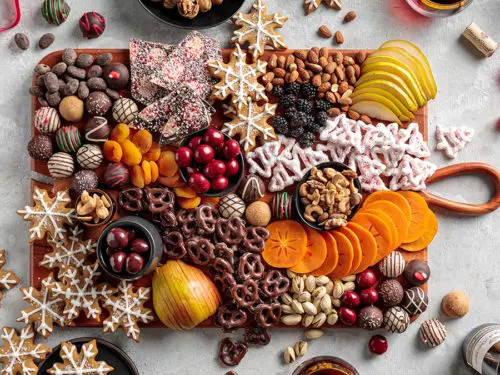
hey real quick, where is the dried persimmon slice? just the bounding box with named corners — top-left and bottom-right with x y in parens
top-left (337, 226), bottom-right (363, 275)
top-left (364, 200), bottom-right (409, 248)
top-left (328, 231), bottom-right (354, 279)
top-left (361, 208), bottom-right (399, 252)
top-left (263, 220), bottom-right (307, 268)
top-left (397, 191), bottom-right (429, 243)
top-left (289, 225), bottom-right (327, 274)
top-left (310, 232), bottom-right (339, 277)
top-left (346, 222), bottom-right (377, 273)
top-left (351, 212), bottom-right (392, 266)
top-left (363, 191), bottom-right (412, 223)
top-left (400, 208), bottom-right (438, 252)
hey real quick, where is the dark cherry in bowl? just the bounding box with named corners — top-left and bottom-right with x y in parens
top-left (294, 162), bottom-right (362, 232)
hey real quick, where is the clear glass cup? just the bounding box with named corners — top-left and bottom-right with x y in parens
top-left (405, 0), bottom-right (474, 17)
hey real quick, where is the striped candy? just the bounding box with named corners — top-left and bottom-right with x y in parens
top-left (34, 107), bottom-right (61, 134)
top-left (56, 126), bottom-right (82, 153)
top-left (41, 0), bottom-right (70, 25)
top-left (48, 152), bottom-right (74, 179)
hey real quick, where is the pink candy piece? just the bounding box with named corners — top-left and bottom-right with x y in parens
top-left (435, 125), bottom-right (474, 159)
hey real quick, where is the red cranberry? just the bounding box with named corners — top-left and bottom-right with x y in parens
top-left (187, 136), bottom-right (203, 150)
top-left (341, 291), bottom-right (361, 308)
top-left (106, 228), bottom-right (129, 249)
top-left (109, 251), bottom-right (127, 273)
top-left (203, 160), bottom-right (226, 178)
top-left (339, 306), bottom-right (357, 326)
top-left (130, 238), bottom-right (149, 253)
top-left (221, 139), bottom-right (240, 160)
top-left (496, 118), bottom-right (500, 131)
top-left (126, 253), bottom-right (145, 274)
top-left (188, 173), bottom-right (211, 193)
top-left (224, 158), bottom-right (240, 177)
top-left (202, 128), bottom-right (225, 147)
top-left (356, 269), bottom-right (377, 289)
top-left (186, 166), bottom-right (199, 176)
top-left (368, 335), bottom-right (388, 355)
top-left (175, 147), bottom-right (193, 167)
top-left (360, 288), bottom-right (379, 305)
top-left (211, 175), bottom-right (229, 192)
top-left (194, 144), bottom-right (215, 164)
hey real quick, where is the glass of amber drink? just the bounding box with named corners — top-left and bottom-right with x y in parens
top-left (405, 0), bottom-right (473, 17)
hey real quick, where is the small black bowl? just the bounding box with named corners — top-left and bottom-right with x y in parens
top-left (137, 0), bottom-right (245, 30)
top-left (97, 216), bottom-right (162, 281)
top-left (179, 129), bottom-right (245, 197)
top-left (294, 162), bottom-right (362, 231)
top-left (38, 337), bottom-right (138, 375)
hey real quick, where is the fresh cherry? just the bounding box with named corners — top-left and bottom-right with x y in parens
top-left (106, 228), bottom-right (129, 249)
top-left (105, 247), bottom-right (119, 258)
top-left (187, 136), bottom-right (203, 150)
top-left (341, 291), bottom-right (361, 308)
top-left (202, 128), bottom-right (225, 147)
top-left (127, 228), bottom-right (137, 243)
top-left (203, 160), bottom-right (226, 178)
top-left (338, 306), bottom-right (357, 326)
top-left (221, 139), bottom-right (240, 160)
top-left (211, 175), bottom-right (229, 192)
top-left (224, 158), bottom-right (239, 177)
top-left (126, 253), bottom-right (145, 274)
top-left (109, 251), bottom-right (127, 273)
top-left (175, 147), bottom-right (193, 167)
top-left (130, 238), bottom-right (149, 254)
top-left (368, 335), bottom-right (388, 355)
top-left (356, 269), bottom-right (377, 289)
top-left (188, 173), bottom-right (211, 193)
top-left (360, 288), bottom-right (379, 305)
top-left (194, 144), bottom-right (215, 164)
top-left (186, 166), bottom-right (200, 176)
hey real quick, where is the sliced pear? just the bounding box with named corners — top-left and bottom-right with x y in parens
top-left (351, 87), bottom-right (414, 120)
top-left (351, 93), bottom-right (410, 122)
top-left (353, 80), bottom-right (418, 112)
top-left (361, 62), bottom-right (427, 107)
top-left (350, 101), bottom-right (401, 125)
top-left (380, 40), bottom-right (437, 98)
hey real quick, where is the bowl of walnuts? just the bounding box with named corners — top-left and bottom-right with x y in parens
top-left (138, 0), bottom-right (245, 29)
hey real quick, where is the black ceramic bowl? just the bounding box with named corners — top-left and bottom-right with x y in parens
top-left (294, 162), bottom-right (362, 231)
top-left (74, 189), bottom-right (116, 229)
top-left (97, 216), bottom-right (162, 281)
top-left (178, 129), bottom-right (245, 197)
top-left (138, 0), bottom-right (245, 30)
top-left (38, 337), bottom-right (138, 375)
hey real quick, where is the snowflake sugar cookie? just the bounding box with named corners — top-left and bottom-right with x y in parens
top-left (17, 187), bottom-right (76, 242)
top-left (304, 0), bottom-right (341, 15)
top-left (18, 275), bottom-right (67, 338)
top-left (102, 281), bottom-right (154, 343)
top-left (0, 326), bottom-right (50, 375)
top-left (208, 44), bottom-right (268, 110)
top-left (230, 0), bottom-right (288, 61)
top-left (47, 339), bottom-right (113, 375)
top-left (0, 250), bottom-right (20, 302)
top-left (435, 125), bottom-right (474, 158)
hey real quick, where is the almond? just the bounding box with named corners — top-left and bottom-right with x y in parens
top-left (330, 74), bottom-right (338, 84)
top-left (318, 56), bottom-right (329, 68)
top-left (294, 50), bottom-right (308, 61)
top-left (334, 66), bottom-right (345, 81)
top-left (318, 82), bottom-right (331, 93)
top-left (321, 73), bottom-right (331, 83)
top-left (320, 47), bottom-right (329, 59)
top-left (345, 65), bottom-right (355, 79)
top-left (271, 78), bottom-right (285, 86)
top-left (262, 72), bottom-right (275, 84)
top-left (312, 47), bottom-right (320, 55)
top-left (288, 63), bottom-right (298, 72)
top-left (360, 114), bottom-right (372, 124)
top-left (333, 52), bottom-right (343, 65)
top-left (265, 82), bottom-right (273, 92)
top-left (326, 91), bottom-right (337, 104)
top-left (331, 83), bottom-right (340, 93)
top-left (354, 64), bottom-right (361, 78)
top-left (307, 63), bottom-right (323, 73)
top-left (324, 62), bottom-right (336, 74)
top-left (339, 97), bottom-right (352, 105)
top-left (289, 70), bottom-right (300, 83)
top-left (343, 56), bottom-right (355, 66)
top-left (347, 109), bottom-right (360, 120)
top-left (334, 31), bottom-right (344, 45)
top-left (308, 50), bottom-right (319, 64)
top-left (328, 107), bottom-right (341, 117)
top-left (340, 104), bottom-right (350, 112)
top-left (296, 59), bottom-right (306, 69)
top-left (286, 54), bottom-right (295, 68)
top-left (274, 67), bottom-right (286, 78)
top-left (317, 92), bottom-right (325, 99)
top-left (319, 25), bottom-right (333, 39)
top-left (312, 74), bottom-right (322, 87)
top-left (268, 54), bottom-right (278, 68)
top-left (343, 11), bottom-right (357, 23)
top-left (278, 55), bottom-right (286, 69)
top-left (355, 50), bottom-right (367, 64)
top-left (298, 68), bottom-right (310, 81)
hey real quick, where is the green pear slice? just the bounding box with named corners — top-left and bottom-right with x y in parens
top-left (351, 87), bottom-right (414, 120)
top-left (361, 62), bottom-right (427, 107)
top-left (350, 101), bottom-right (401, 125)
top-left (353, 80), bottom-right (418, 112)
top-left (380, 40), bottom-right (437, 98)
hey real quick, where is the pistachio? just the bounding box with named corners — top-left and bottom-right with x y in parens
top-left (287, 269), bottom-right (297, 279)
top-left (291, 300), bottom-right (305, 314)
top-left (281, 293), bottom-right (293, 305)
top-left (332, 280), bottom-right (345, 299)
top-left (292, 277), bottom-right (305, 294)
top-left (302, 314), bottom-right (314, 327)
top-left (320, 294), bottom-right (332, 313)
top-left (297, 291), bottom-right (312, 303)
top-left (305, 275), bottom-right (316, 292)
top-left (294, 340), bottom-right (308, 357)
top-left (332, 298), bottom-right (341, 308)
top-left (341, 275), bottom-right (356, 282)
top-left (316, 275), bottom-right (330, 286)
top-left (312, 312), bottom-right (327, 328)
top-left (325, 280), bottom-right (334, 294)
top-left (312, 286), bottom-right (327, 300)
top-left (305, 329), bottom-right (324, 340)
top-left (343, 281), bottom-right (356, 291)
top-left (281, 314), bottom-right (302, 326)
top-left (284, 346), bottom-right (296, 364)
top-left (327, 310), bottom-right (339, 325)
top-left (302, 301), bottom-right (318, 316)
top-left (281, 304), bottom-right (294, 314)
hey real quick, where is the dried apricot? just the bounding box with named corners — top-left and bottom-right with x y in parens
top-left (161, 145), bottom-right (178, 153)
top-left (110, 123), bottom-right (130, 144)
top-left (150, 161), bottom-right (159, 183)
top-left (121, 139), bottom-right (143, 167)
top-left (131, 165), bottom-right (145, 189)
top-left (132, 129), bottom-right (153, 154)
top-left (143, 142), bottom-right (161, 161)
top-left (177, 196), bottom-right (201, 209)
top-left (200, 196), bottom-right (220, 208)
top-left (157, 151), bottom-right (178, 177)
top-left (103, 140), bottom-right (123, 162)
top-left (174, 186), bottom-right (197, 198)
top-left (141, 160), bottom-right (152, 186)
top-left (158, 174), bottom-right (180, 187)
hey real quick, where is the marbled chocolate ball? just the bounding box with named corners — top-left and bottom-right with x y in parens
top-left (27, 135), bottom-right (53, 161)
top-left (84, 116), bottom-right (111, 143)
top-left (377, 279), bottom-right (404, 307)
top-left (85, 91), bottom-right (112, 116)
top-left (71, 170), bottom-right (98, 195)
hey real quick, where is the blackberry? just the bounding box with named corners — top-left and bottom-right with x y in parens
top-left (291, 111), bottom-right (308, 129)
top-left (316, 99), bottom-right (333, 112)
top-left (295, 99), bottom-right (313, 114)
top-left (290, 126), bottom-right (305, 138)
top-left (316, 111), bottom-right (329, 126)
top-left (301, 83), bottom-right (317, 100)
top-left (306, 122), bottom-right (322, 133)
top-left (285, 82), bottom-right (301, 96)
top-left (300, 132), bottom-right (315, 147)
top-left (280, 94), bottom-right (296, 109)
top-left (284, 107), bottom-right (297, 120)
top-left (272, 85), bottom-right (285, 98)
top-left (272, 116), bottom-right (289, 135)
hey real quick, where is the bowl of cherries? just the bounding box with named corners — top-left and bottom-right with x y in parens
top-left (176, 128), bottom-right (245, 197)
top-left (97, 216), bottom-right (163, 281)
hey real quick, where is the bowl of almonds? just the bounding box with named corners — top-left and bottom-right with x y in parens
top-left (75, 190), bottom-right (115, 228)
top-left (294, 162), bottom-right (362, 231)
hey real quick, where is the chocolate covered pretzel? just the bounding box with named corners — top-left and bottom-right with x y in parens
top-left (244, 327), bottom-right (271, 346)
top-left (241, 227), bottom-right (269, 254)
top-left (185, 236), bottom-right (215, 266)
top-left (144, 187), bottom-right (175, 214)
top-left (237, 253), bottom-right (265, 281)
top-left (254, 301), bottom-right (281, 328)
top-left (219, 338), bottom-right (248, 367)
top-left (231, 279), bottom-right (260, 309)
top-left (216, 217), bottom-right (247, 246)
top-left (118, 188), bottom-right (144, 212)
top-left (163, 231), bottom-right (186, 260)
top-left (176, 209), bottom-right (197, 238)
top-left (195, 204), bottom-right (218, 235)
top-left (260, 270), bottom-right (290, 298)
top-left (216, 302), bottom-right (248, 331)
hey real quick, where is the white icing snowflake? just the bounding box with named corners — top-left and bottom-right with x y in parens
top-left (0, 250), bottom-right (20, 298)
top-left (436, 125), bottom-right (474, 158)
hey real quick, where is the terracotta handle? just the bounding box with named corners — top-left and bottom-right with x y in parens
top-left (420, 162), bottom-right (500, 215)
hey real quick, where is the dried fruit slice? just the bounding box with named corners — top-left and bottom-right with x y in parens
top-left (158, 151), bottom-right (178, 177)
top-left (361, 209), bottom-right (399, 252)
top-left (363, 191), bottom-right (412, 223)
top-left (174, 186), bottom-right (197, 199)
top-left (263, 221), bottom-right (308, 269)
top-left (400, 208), bottom-right (438, 252)
top-left (351, 212), bottom-right (392, 266)
top-left (158, 173), bottom-right (181, 188)
top-left (328, 231), bottom-right (354, 279)
top-left (310, 232), bottom-right (339, 277)
top-left (397, 191), bottom-right (428, 243)
top-left (177, 196), bottom-right (201, 209)
top-left (290, 225), bottom-right (327, 274)
top-left (346, 223), bottom-right (377, 273)
top-left (364, 200), bottom-right (409, 248)
top-left (337, 226), bottom-right (362, 275)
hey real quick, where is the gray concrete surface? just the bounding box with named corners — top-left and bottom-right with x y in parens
top-left (0, 0), bottom-right (499, 374)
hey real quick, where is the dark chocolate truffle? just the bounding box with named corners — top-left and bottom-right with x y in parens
top-left (72, 170), bottom-right (99, 195)
top-left (103, 63), bottom-right (130, 90)
top-left (84, 117), bottom-right (111, 143)
top-left (28, 135), bottom-right (53, 161)
top-left (104, 162), bottom-right (130, 189)
top-left (41, 0), bottom-right (70, 25)
top-left (358, 306), bottom-right (383, 330)
top-left (79, 12), bottom-right (106, 39)
top-left (402, 287), bottom-right (429, 316)
top-left (55, 125), bottom-right (82, 153)
top-left (377, 279), bottom-right (404, 307)
top-left (85, 91), bottom-right (112, 116)
top-left (403, 259), bottom-right (430, 286)
top-left (237, 173), bottom-right (266, 203)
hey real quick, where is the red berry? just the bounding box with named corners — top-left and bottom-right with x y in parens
top-left (203, 160), bottom-right (226, 178)
top-left (127, 229), bottom-right (137, 243)
top-left (194, 144), bottom-right (215, 164)
top-left (341, 291), bottom-right (361, 308)
top-left (188, 173), bottom-right (211, 193)
top-left (211, 175), bottom-right (229, 192)
top-left (202, 128), bottom-right (225, 147)
top-left (496, 118), bottom-right (500, 131)
top-left (130, 238), bottom-right (149, 253)
top-left (222, 139), bottom-right (240, 160)
top-left (175, 147), bottom-right (193, 167)
top-left (339, 306), bottom-right (357, 326)
top-left (106, 228), bottom-right (129, 249)
top-left (356, 269), bottom-right (377, 289)
top-left (360, 288), bottom-right (379, 305)
top-left (224, 158), bottom-right (239, 177)
top-left (187, 136), bottom-right (203, 150)
top-left (186, 166), bottom-right (199, 176)
top-left (109, 251), bottom-right (127, 273)
top-left (125, 253), bottom-right (145, 274)
top-left (368, 335), bottom-right (388, 355)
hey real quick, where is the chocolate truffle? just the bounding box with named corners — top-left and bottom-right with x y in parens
top-left (27, 135), bottom-right (53, 161)
top-left (56, 125), bottom-right (82, 153)
top-left (59, 95), bottom-right (84, 122)
top-left (85, 91), bottom-right (112, 116)
top-left (245, 201), bottom-right (271, 227)
top-left (71, 170), bottom-right (98, 195)
top-left (379, 251), bottom-right (405, 278)
top-left (103, 63), bottom-right (130, 90)
top-left (441, 291), bottom-right (469, 318)
top-left (76, 144), bottom-right (103, 170)
top-left (84, 117), bottom-right (111, 143)
top-left (377, 279), bottom-right (404, 307)
top-left (383, 306), bottom-right (410, 334)
top-left (41, 0), bottom-right (70, 25)
top-left (238, 173), bottom-right (266, 203)
top-left (48, 152), bottom-right (74, 178)
top-left (419, 319), bottom-right (446, 347)
top-left (403, 259), bottom-right (430, 286)
top-left (219, 194), bottom-right (246, 219)
top-left (79, 12), bottom-right (106, 39)
top-left (104, 162), bottom-right (130, 189)
top-left (34, 107), bottom-right (61, 134)
top-left (402, 287), bottom-right (429, 316)
top-left (358, 306), bottom-right (383, 330)
top-left (112, 98), bottom-right (139, 124)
